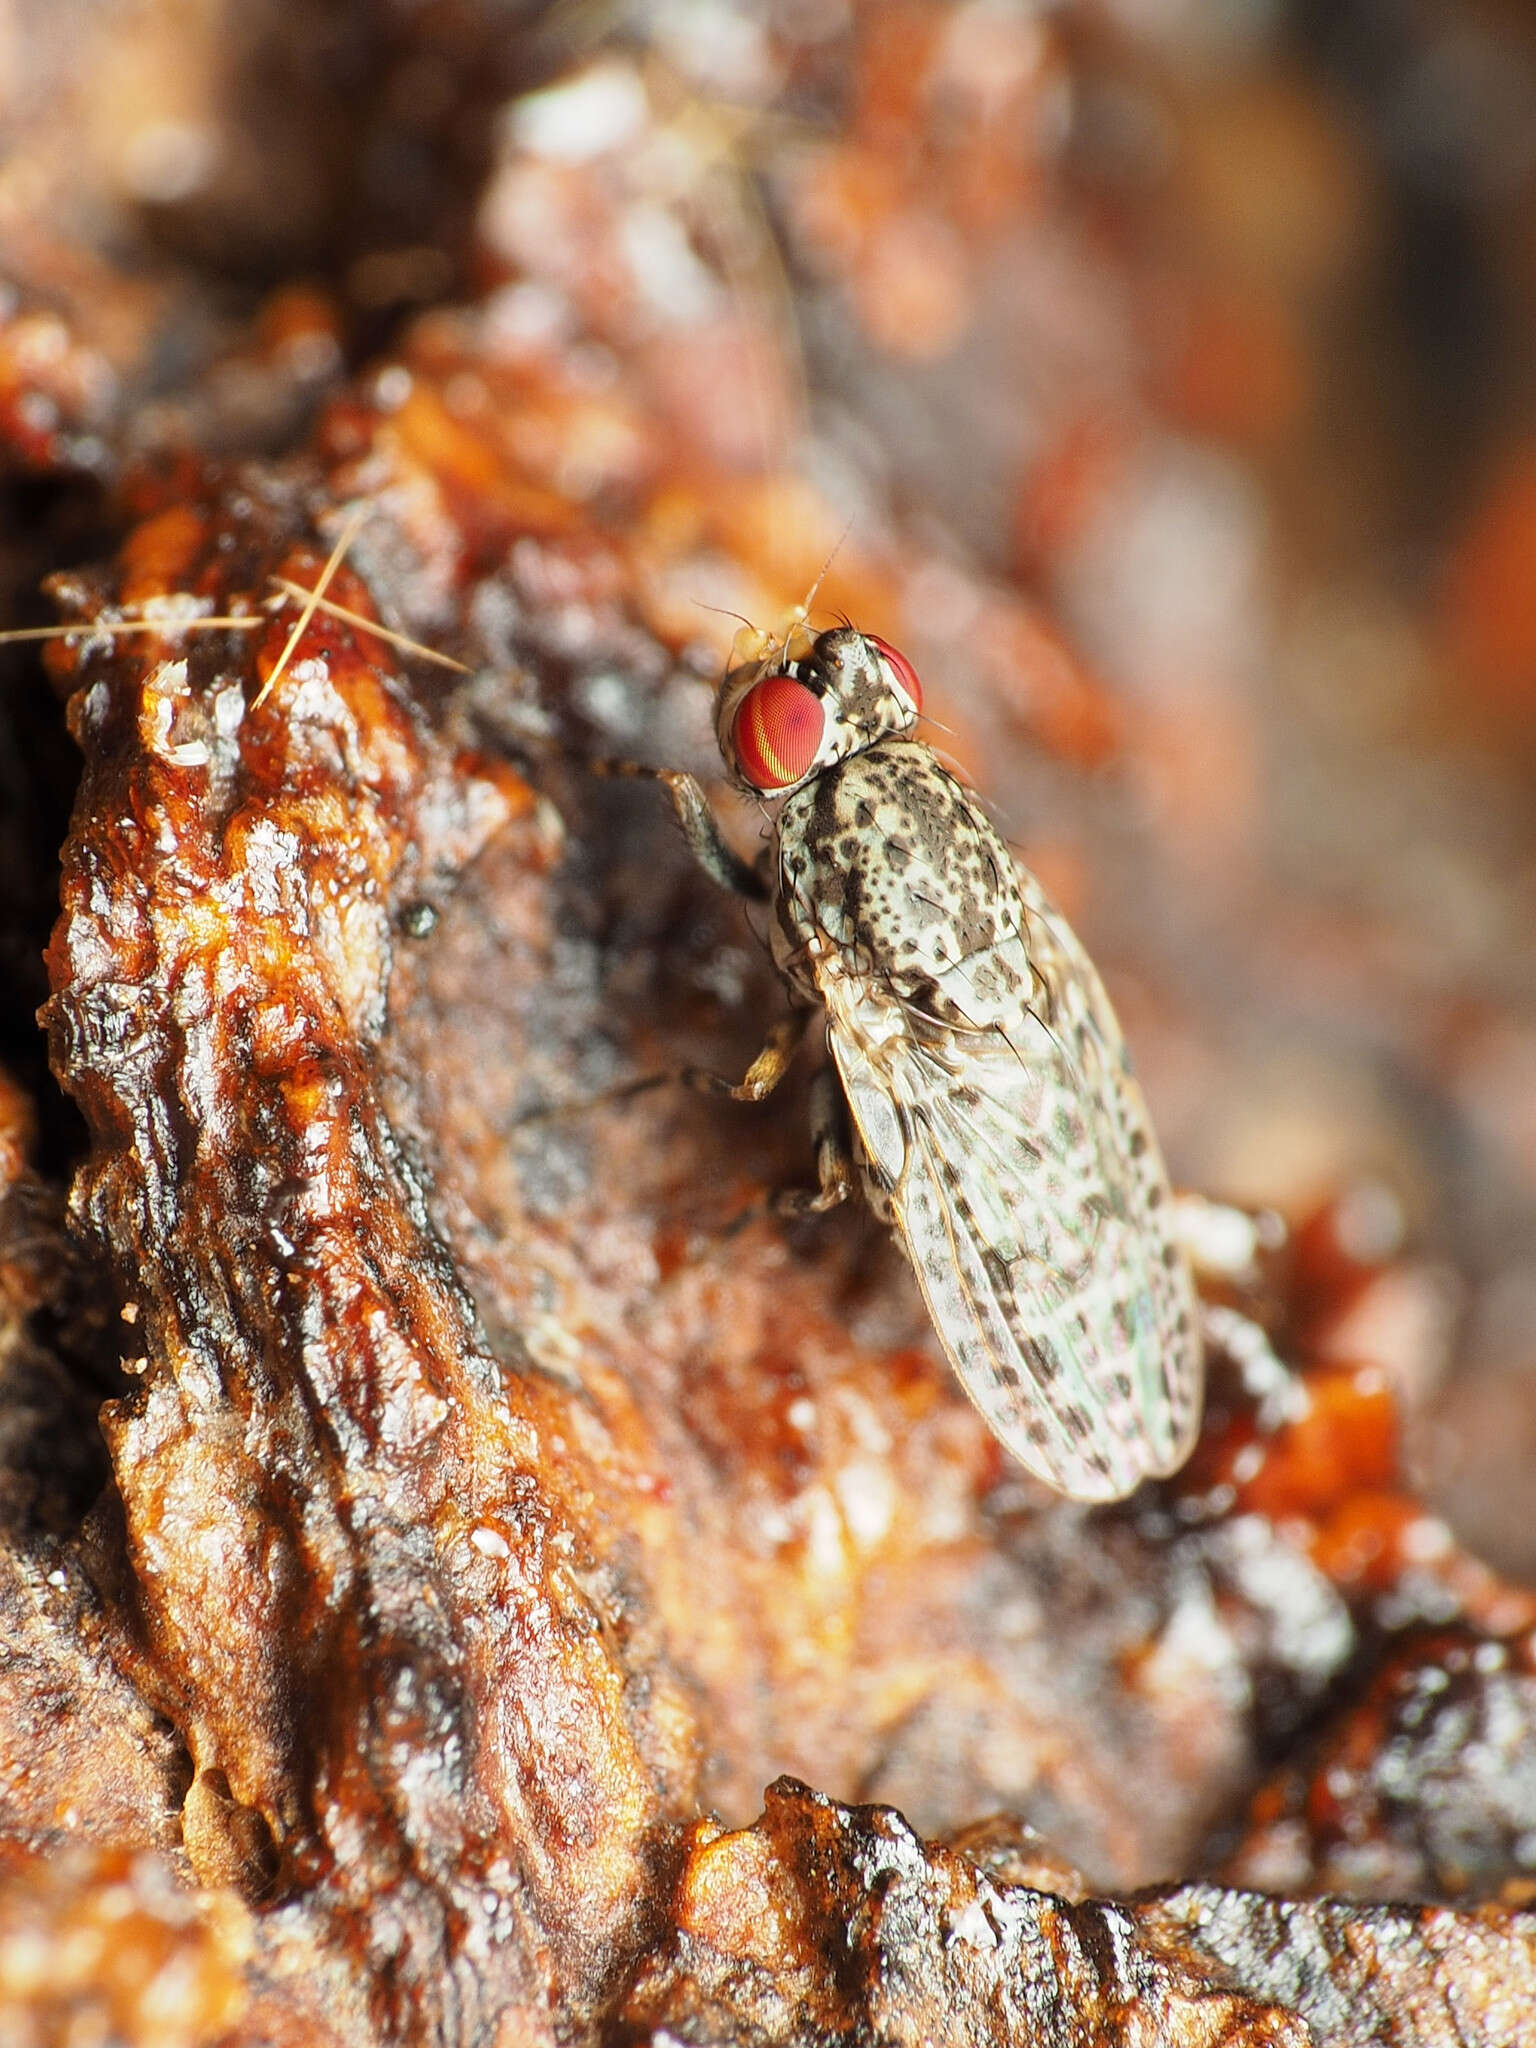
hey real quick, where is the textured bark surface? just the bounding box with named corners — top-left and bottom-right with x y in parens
top-left (624, 1780), bottom-right (1536, 2046)
top-left (4, 4), bottom-right (1536, 2045)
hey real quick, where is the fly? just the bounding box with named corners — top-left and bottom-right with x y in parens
top-left (615, 621), bottom-right (1203, 1502)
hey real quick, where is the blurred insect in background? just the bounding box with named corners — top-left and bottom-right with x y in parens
top-left (612, 620), bottom-right (1203, 1502)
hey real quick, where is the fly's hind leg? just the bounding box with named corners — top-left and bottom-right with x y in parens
top-left (592, 759), bottom-right (768, 902)
top-left (770, 1066), bottom-right (855, 1219)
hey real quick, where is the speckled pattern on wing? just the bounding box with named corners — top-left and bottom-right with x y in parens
top-left (773, 737), bottom-right (1201, 1502)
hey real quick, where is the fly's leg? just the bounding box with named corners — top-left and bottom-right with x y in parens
top-left (769, 1066), bottom-right (855, 1219)
top-left (516, 1011), bottom-right (809, 1125)
top-left (515, 763), bottom-right (786, 1129)
top-left (595, 1009), bottom-right (808, 1111)
top-left (681, 1010), bottom-right (808, 1102)
top-left (591, 760), bottom-right (768, 902)
top-left (601, 762), bottom-right (849, 1210)
top-left (589, 759), bottom-right (851, 1214)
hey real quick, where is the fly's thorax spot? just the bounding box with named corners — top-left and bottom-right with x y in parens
top-left (969, 955), bottom-right (1018, 1005)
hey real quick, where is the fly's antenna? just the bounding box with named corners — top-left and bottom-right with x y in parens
top-left (799, 520), bottom-right (851, 620)
top-left (694, 514), bottom-right (856, 694)
top-left (778, 515), bottom-right (854, 663)
top-left (691, 597), bottom-right (777, 695)
top-left (693, 597), bottom-right (759, 636)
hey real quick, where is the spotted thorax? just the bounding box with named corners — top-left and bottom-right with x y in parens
top-left (651, 621), bottom-right (1202, 1501)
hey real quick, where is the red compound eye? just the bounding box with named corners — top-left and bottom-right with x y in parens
top-left (866, 634), bottom-right (923, 711)
top-left (731, 671), bottom-right (827, 791)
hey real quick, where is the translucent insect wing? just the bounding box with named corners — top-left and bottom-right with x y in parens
top-left (823, 877), bottom-right (1200, 1503)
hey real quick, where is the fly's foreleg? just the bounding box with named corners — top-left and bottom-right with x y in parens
top-left (527, 1009), bottom-right (810, 1126)
top-left (678, 1010), bottom-right (808, 1102)
top-left (770, 1066), bottom-right (855, 1218)
top-left (592, 760), bottom-right (768, 902)
top-left (514, 762), bottom-right (789, 1130)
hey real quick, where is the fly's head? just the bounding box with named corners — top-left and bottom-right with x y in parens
top-left (714, 625), bottom-right (923, 799)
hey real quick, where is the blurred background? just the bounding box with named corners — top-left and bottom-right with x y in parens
top-left (3, 0), bottom-right (1536, 1573)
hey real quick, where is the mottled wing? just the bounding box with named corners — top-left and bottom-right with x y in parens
top-left (821, 872), bottom-right (1201, 1502)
